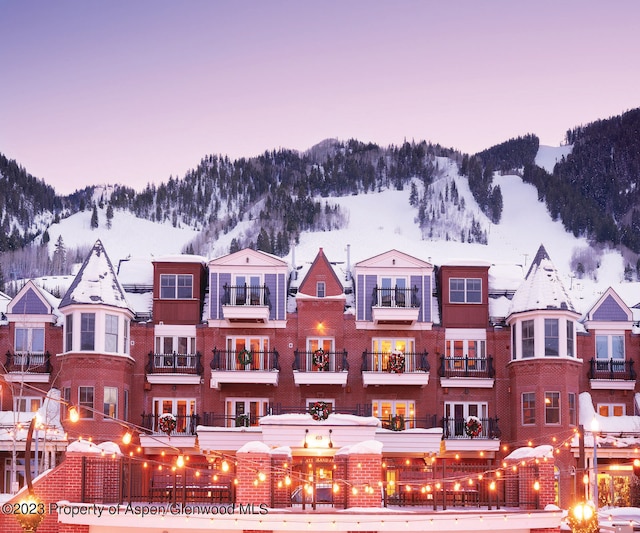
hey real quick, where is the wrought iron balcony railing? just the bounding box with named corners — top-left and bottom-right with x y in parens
top-left (5, 351), bottom-right (52, 373)
top-left (292, 349), bottom-right (349, 372)
top-left (210, 348), bottom-right (280, 371)
top-left (588, 358), bottom-right (636, 380)
top-left (141, 413), bottom-right (199, 436)
top-left (442, 416), bottom-right (501, 440)
top-left (145, 351), bottom-right (203, 375)
top-left (438, 356), bottom-right (495, 379)
top-left (371, 286), bottom-right (420, 308)
top-left (361, 350), bottom-right (429, 373)
top-left (221, 284), bottom-right (271, 308)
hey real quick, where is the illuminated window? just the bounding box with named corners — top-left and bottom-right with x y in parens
top-left (544, 392), bottom-right (560, 425)
top-left (598, 404), bottom-right (625, 417)
top-left (225, 398), bottom-right (269, 428)
top-left (372, 400), bottom-right (416, 429)
top-left (103, 386), bottom-right (118, 419)
top-left (79, 386), bottom-right (94, 419)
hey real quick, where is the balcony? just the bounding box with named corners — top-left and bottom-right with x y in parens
top-left (588, 358), bottom-right (636, 390)
top-left (371, 286), bottom-right (420, 325)
top-left (438, 356), bottom-right (495, 388)
top-left (360, 350), bottom-right (430, 387)
top-left (139, 413), bottom-right (199, 450)
top-left (145, 352), bottom-right (203, 385)
top-left (3, 351), bottom-right (51, 382)
top-left (442, 416), bottom-right (502, 453)
top-left (209, 348), bottom-right (280, 389)
top-left (292, 349), bottom-right (349, 386)
top-left (221, 284), bottom-right (271, 323)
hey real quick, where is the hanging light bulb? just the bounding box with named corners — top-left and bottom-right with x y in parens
top-left (176, 455), bottom-right (185, 468)
top-left (68, 406), bottom-right (80, 423)
top-left (122, 431), bottom-right (132, 445)
top-left (221, 460), bottom-right (229, 472)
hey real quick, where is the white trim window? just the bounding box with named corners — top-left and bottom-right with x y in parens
top-left (160, 274), bottom-right (193, 299)
top-left (155, 335), bottom-right (196, 355)
top-left (231, 274), bottom-right (263, 305)
top-left (105, 314), bottom-right (119, 353)
top-left (153, 398), bottom-right (196, 433)
top-left (226, 336), bottom-right (270, 370)
top-left (79, 386), bottom-right (94, 419)
top-left (544, 392), bottom-right (560, 425)
top-left (80, 313), bottom-right (95, 351)
top-left (568, 393), bottom-right (577, 426)
top-left (449, 278), bottom-right (482, 304)
top-left (444, 330), bottom-right (486, 371)
top-left (544, 318), bottom-right (559, 356)
top-left (225, 398), bottom-right (269, 427)
top-left (316, 281), bottom-right (326, 298)
top-left (14, 327), bottom-right (45, 355)
top-left (103, 386), bottom-right (118, 419)
top-left (444, 402), bottom-right (488, 437)
top-left (595, 333), bottom-right (625, 370)
top-left (522, 392), bottom-right (536, 425)
top-left (597, 403), bottom-right (625, 417)
top-left (14, 397), bottom-right (42, 413)
top-left (372, 400), bottom-right (415, 429)
top-left (522, 320), bottom-right (535, 358)
top-left (379, 276), bottom-right (409, 307)
top-left (371, 338), bottom-right (415, 372)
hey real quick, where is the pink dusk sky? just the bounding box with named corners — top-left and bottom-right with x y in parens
top-left (1, 0), bottom-right (639, 195)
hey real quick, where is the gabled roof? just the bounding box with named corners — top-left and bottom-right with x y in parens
top-left (298, 248), bottom-right (345, 297)
top-left (584, 287), bottom-right (633, 323)
top-left (59, 240), bottom-right (131, 310)
top-left (355, 249), bottom-right (433, 270)
top-left (8, 280), bottom-right (57, 316)
top-left (208, 248), bottom-right (288, 269)
top-left (508, 244), bottom-right (575, 315)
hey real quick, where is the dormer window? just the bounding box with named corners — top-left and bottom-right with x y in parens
top-left (449, 278), bottom-right (481, 304)
top-left (160, 274), bottom-right (193, 299)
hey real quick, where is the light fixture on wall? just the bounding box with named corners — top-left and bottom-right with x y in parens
top-left (328, 429), bottom-right (333, 448)
top-left (304, 429), bottom-right (309, 448)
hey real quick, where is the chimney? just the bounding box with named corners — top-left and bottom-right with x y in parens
top-left (291, 244), bottom-right (297, 280)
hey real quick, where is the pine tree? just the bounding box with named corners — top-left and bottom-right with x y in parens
top-left (52, 235), bottom-right (66, 274)
top-left (106, 204), bottom-right (114, 229)
top-left (91, 205), bottom-right (99, 229)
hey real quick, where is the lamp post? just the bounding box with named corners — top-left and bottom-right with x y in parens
top-left (590, 416), bottom-right (599, 510)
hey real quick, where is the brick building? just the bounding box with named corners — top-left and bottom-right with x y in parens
top-left (1, 239), bottom-right (638, 512)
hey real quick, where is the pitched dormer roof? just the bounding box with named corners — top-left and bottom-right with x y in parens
top-left (59, 240), bottom-right (131, 310)
top-left (298, 248), bottom-right (344, 297)
top-left (508, 244), bottom-right (575, 315)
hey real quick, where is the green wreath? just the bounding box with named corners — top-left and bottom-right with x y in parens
top-left (465, 416), bottom-right (482, 438)
top-left (390, 414), bottom-right (405, 431)
top-left (312, 349), bottom-right (329, 370)
top-left (237, 349), bottom-right (253, 366)
top-left (309, 401), bottom-right (331, 421)
top-left (235, 414), bottom-right (250, 427)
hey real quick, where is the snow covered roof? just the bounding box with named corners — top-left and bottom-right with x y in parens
top-left (59, 240), bottom-right (132, 310)
top-left (508, 244), bottom-right (576, 315)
